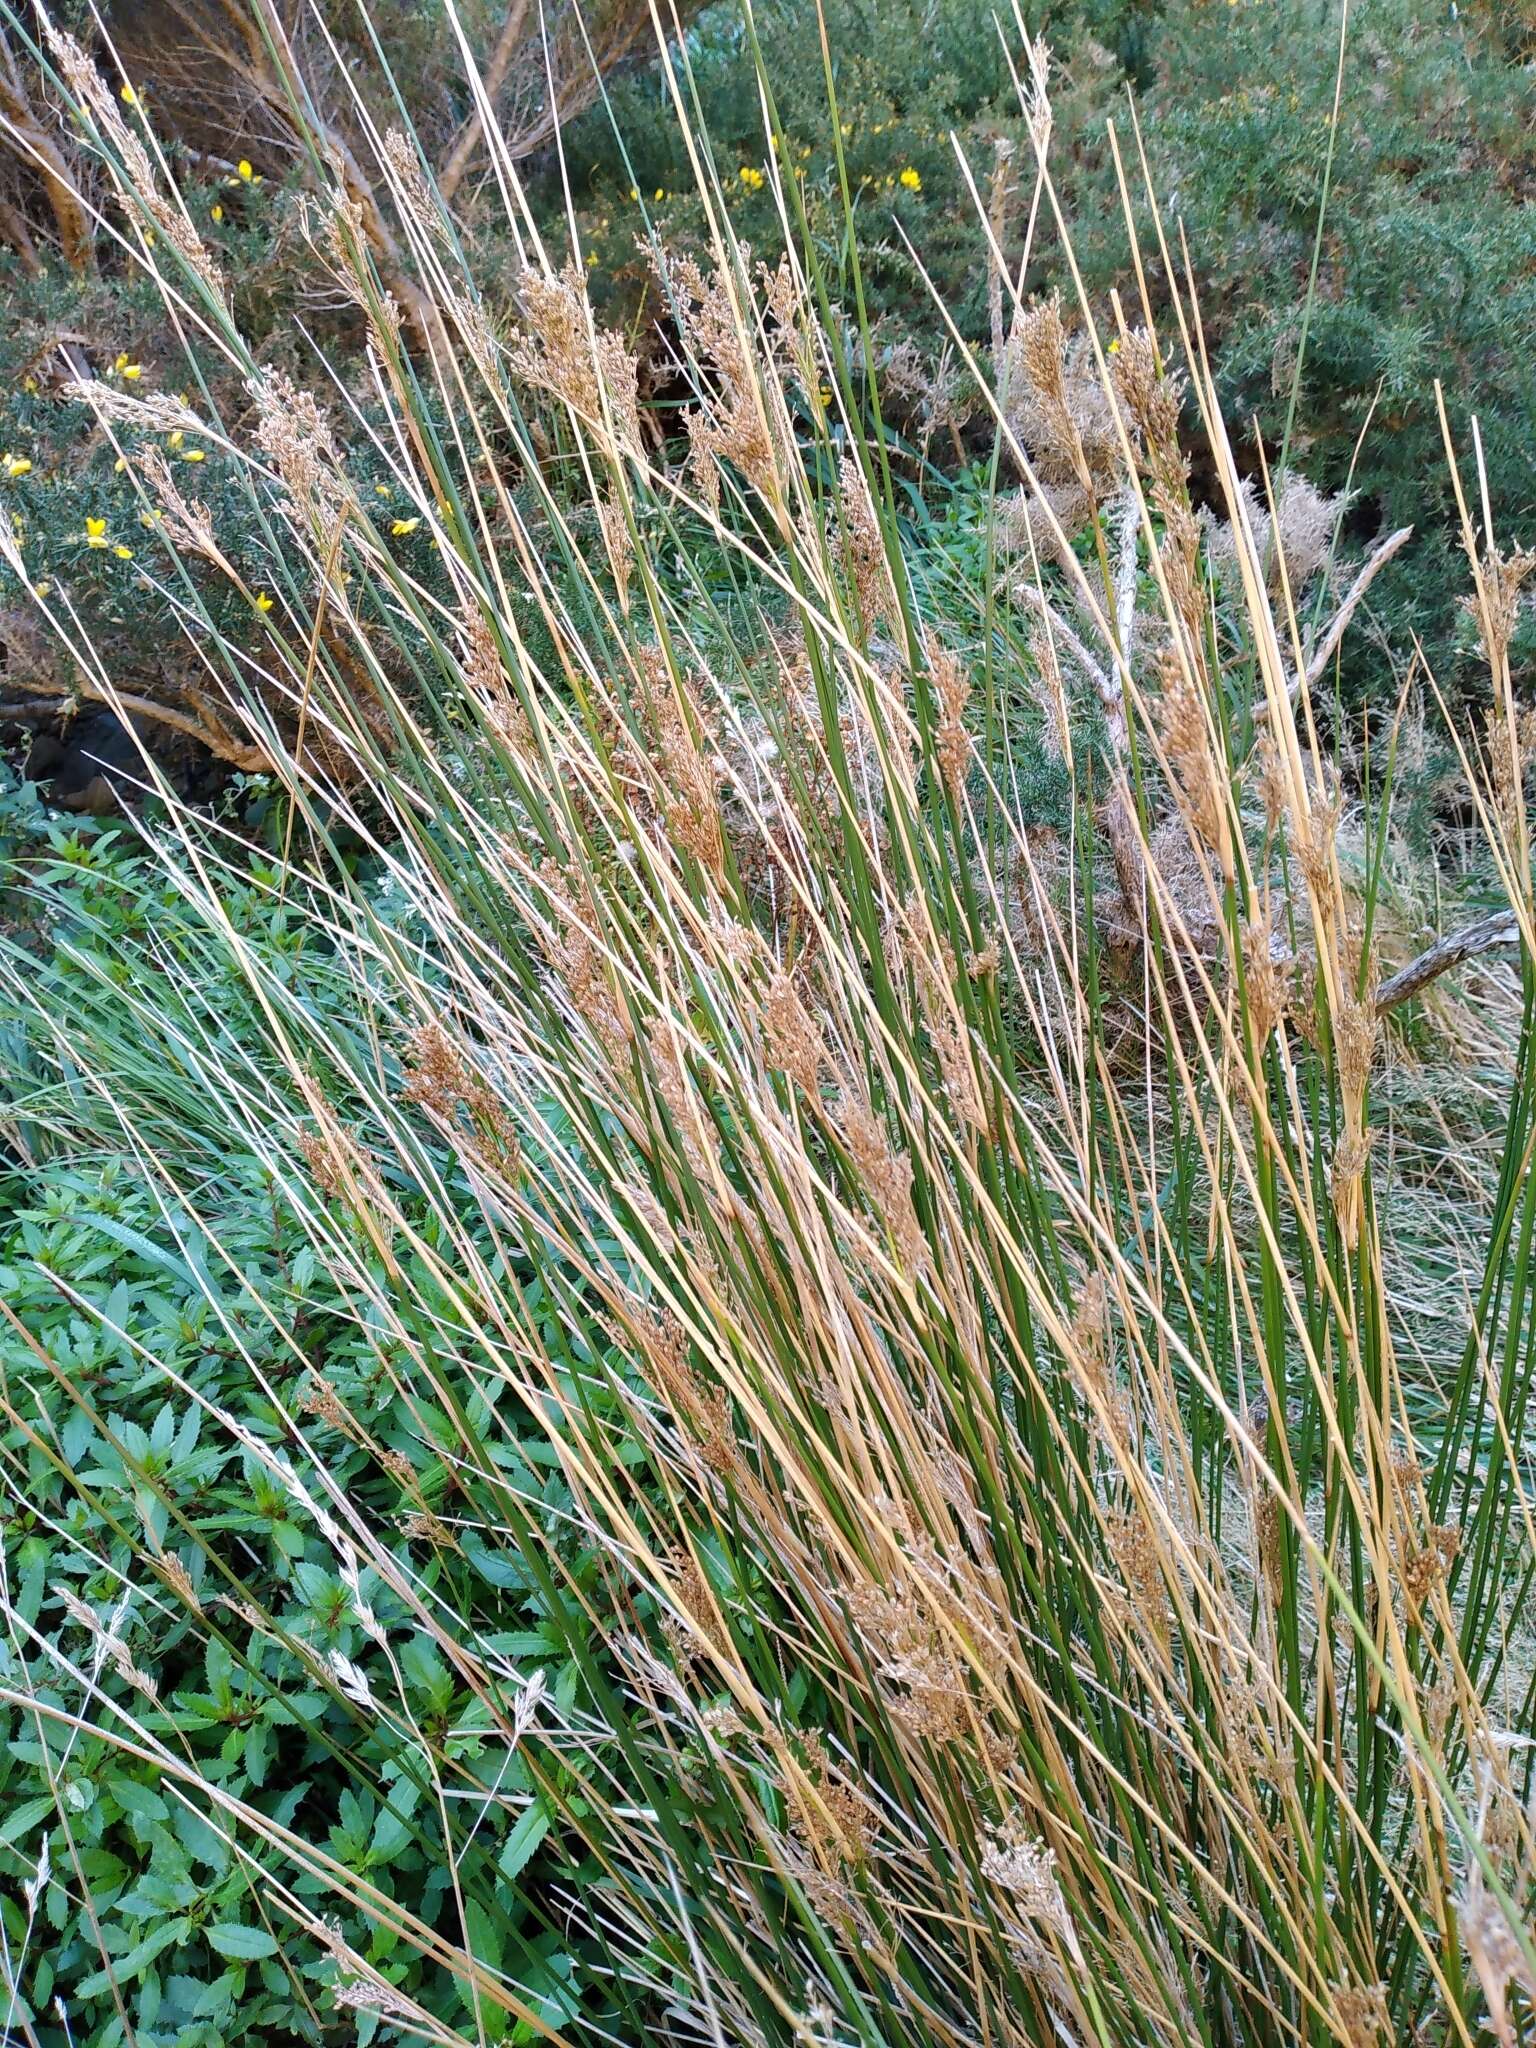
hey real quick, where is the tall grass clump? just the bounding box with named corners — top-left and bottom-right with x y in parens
top-left (1, 5), bottom-right (1535, 2043)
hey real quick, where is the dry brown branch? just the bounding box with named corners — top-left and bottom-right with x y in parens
top-left (1375, 907), bottom-right (1522, 1014)
top-left (0, 41), bottom-right (94, 271)
top-left (436, 0), bottom-right (535, 203)
top-left (1258, 525), bottom-right (1415, 712)
top-left (5, 666), bottom-right (273, 774)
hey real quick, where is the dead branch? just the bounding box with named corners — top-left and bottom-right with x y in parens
top-left (437, 0), bottom-right (535, 204)
top-left (0, 41), bottom-right (95, 271)
top-left (5, 666), bottom-right (273, 774)
top-left (1375, 907), bottom-right (1523, 1014)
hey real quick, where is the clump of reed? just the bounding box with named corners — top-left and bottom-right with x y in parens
top-left (2, 6), bottom-right (1534, 2044)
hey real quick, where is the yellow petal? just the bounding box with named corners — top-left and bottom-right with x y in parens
top-left (391, 517), bottom-right (420, 536)
top-left (119, 83), bottom-right (137, 105)
top-left (113, 544), bottom-right (133, 558)
top-left (182, 448), bottom-right (206, 462)
top-left (85, 516), bottom-right (106, 537)
top-left (238, 159), bottom-right (254, 181)
top-left (255, 591), bottom-right (274, 612)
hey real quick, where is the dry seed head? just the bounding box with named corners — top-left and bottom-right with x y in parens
top-left (401, 1018), bottom-right (521, 1168)
top-left (1006, 296), bottom-right (1122, 502)
top-left (1111, 329), bottom-right (1182, 477)
top-left (158, 1553), bottom-right (202, 1614)
top-left (1207, 471), bottom-right (1343, 600)
top-left (62, 381), bottom-right (205, 440)
top-left (138, 446), bottom-right (218, 561)
top-left (1400, 1524), bottom-right (1459, 1613)
top-left (761, 969), bottom-right (824, 1098)
top-left (462, 614), bottom-right (535, 759)
top-left (846, 1578), bottom-right (971, 1746)
top-left (1157, 645), bottom-right (1231, 877)
top-left (1331, 1982), bottom-right (1389, 2048)
top-left (46, 24), bottom-right (225, 299)
top-left (533, 860), bottom-right (634, 1059)
top-left (791, 1729), bottom-right (873, 1867)
top-left (597, 494), bottom-right (635, 614)
top-left (383, 127), bottom-right (449, 245)
top-left (1104, 1504), bottom-right (1170, 1649)
top-left (1329, 1124), bottom-right (1374, 1247)
top-left (1241, 920), bottom-right (1288, 1046)
top-left (1255, 733), bottom-right (1290, 834)
top-left (836, 455), bottom-right (895, 636)
top-left (254, 370), bottom-right (350, 530)
top-left (641, 1311), bottom-right (737, 1475)
top-left (1485, 702), bottom-right (1536, 849)
top-left (929, 640), bottom-right (972, 800)
top-left (661, 251), bottom-right (782, 507)
top-left (402, 1507), bottom-right (460, 1550)
top-left (299, 1373), bottom-right (348, 1431)
top-left (842, 1092), bottom-right (925, 1272)
top-left (1029, 623), bottom-right (1071, 763)
top-left (1458, 1866), bottom-right (1536, 2048)
top-left (299, 1126), bottom-right (346, 1202)
top-left (1465, 545), bottom-right (1536, 673)
top-left (510, 264), bottom-right (641, 458)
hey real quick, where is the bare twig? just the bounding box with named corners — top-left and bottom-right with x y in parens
top-left (0, 42), bottom-right (94, 271)
top-left (436, 0), bottom-right (535, 205)
top-left (1375, 907), bottom-right (1522, 1014)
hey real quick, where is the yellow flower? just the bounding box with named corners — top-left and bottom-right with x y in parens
top-left (182, 448), bottom-right (206, 462)
top-left (22, 376), bottom-right (37, 393)
top-left (1108, 337), bottom-right (1121, 355)
top-left (739, 165), bottom-right (764, 192)
top-left (391, 517), bottom-right (420, 536)
top-left (119, 83), bottom-right (137, 105)
top-left (237, 159), bottom-right (256, 182)
top-left (112, 353), bottom-right (141, 379)
top-left (114, 456), bottom-right (127, 472)
top-left (85, 516), bottom-right (108, 548)
top-left (167, 430), bottom-right (184, 450)
top-left (255, 590), bottom-right (274, 612)
top-left (899, 167), bottom-right (922, 192)
top-left (33, 580), bottom-right (49, 599)
top-left (3, 454), bottom-right (32, 478)
top-left (211, 203), bottom-right (224, 222)
top-left (113, 544), bottom-right (132, 559)
top-left (628, 185), bottom-right (639, 201)
top-left (586, 252), bottom-right (598, 268)
top-left (375, 483), bottom-right (391, 497)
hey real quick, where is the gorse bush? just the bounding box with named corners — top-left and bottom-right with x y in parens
top-left (1, 6), bottom-right (1535, 2048)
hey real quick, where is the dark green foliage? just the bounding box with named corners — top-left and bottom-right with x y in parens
top-left (0, 797), bottom-right (609, 2045)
